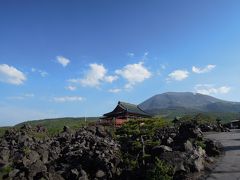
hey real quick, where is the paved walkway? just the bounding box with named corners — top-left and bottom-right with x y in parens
top-left (205, 130), bottom-right (240, 180)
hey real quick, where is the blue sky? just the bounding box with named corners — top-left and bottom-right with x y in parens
top-left (0, 0), bottom-right (240, 126)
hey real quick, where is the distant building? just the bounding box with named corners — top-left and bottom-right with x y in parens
top-left (100, 101), bottom-right (152, 127)
top-left (226, 120), bottom-right (240, 129)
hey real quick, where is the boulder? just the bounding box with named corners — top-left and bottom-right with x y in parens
top-left (159, 151), bottom-right (188, 171)
top-left (167, 137), bottom-right (174, 146)
top-left (8, 169), bottom-right (20, 178)
top-left (63, 126), bottom-right (71, 133)
top-left (195, 146), bottom-right (206, 158)
top-left (0, 139), bottom-right (8, 147)
top-left (152, 145), bottom-right (172, 156)
top-left (177, 122), bottom-right (203, 141)
top-left (96, 169), bottom-right (106, 178)
top-left (28, 160), bottom-right (47, 179)
top-left (86, 126), bottom-right (97, 135)
top-left (70, 168), bottom-right (79, 179)
top-left (28, 150), bottom-right (40, 164)
top-left (41, 150), bottom-right (49, 163)
top-left (0, 159), bottom-right (6, 168)
top-left (22, 156), bottom-right (30, 167)
top-left (193, 157), bottom-right (204, 172)
top-left (199, 124), bottom-right (213, 132)
top-left (0, 148), bottom-right (10, 162)
top-left (205, 139), bottom-right (222, 156)
top-left (96, 126), bottom-right (108, 138)
top-left (174, 161), bottom-right (187, 173)
top-left (184, 140), bottom-right (193, 152)
top-left (173, 170), bottom-right (188, 180)
top-left (49, 172), bottom-right (65, 180)
top-left (78, 169), bottom-right (89, 180)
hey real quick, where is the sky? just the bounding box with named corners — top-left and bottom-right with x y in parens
top-left (0, 0), bottom-right (240, 126)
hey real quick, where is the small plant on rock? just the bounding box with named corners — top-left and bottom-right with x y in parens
top-left (146, 158), bottom-right (173, 180)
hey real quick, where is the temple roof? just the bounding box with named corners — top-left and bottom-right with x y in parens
top-left (103, 101), bottom-right (151, 117)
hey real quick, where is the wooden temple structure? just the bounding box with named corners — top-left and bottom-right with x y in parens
top-left (100, 101), bottom-right (152, 127)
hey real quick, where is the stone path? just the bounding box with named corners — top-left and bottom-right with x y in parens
top-left (205, 130), bottom-right (240, 180)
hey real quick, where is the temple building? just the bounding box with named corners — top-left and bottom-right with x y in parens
top-left (100, 101), bottom-right (152, 127)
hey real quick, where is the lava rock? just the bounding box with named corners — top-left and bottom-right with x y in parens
top-left (184, 140), bottom-right (193, 152)
top-left (152, 145), bottom-right (172, 156)
top-left (96, 169), bottom-right (106, 178)
top-left (193, 157), bottom-right (204, 172)
top-left (205, 139), bottom-right (223, 156)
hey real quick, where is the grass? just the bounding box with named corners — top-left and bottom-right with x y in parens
top-left (155, 110), bottom-right (240, 124)
top-left (0, 127), bottom-right (10, 138)
top-left (0, 165), bottom-right (12, 179)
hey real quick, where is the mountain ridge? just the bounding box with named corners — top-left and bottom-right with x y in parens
top-left (139, 92), bottom-right (240, 116)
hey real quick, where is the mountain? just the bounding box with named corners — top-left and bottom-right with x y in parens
top-left (139, 92), bottom-right (240, 116)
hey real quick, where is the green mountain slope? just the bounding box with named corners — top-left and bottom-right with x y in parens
top-left (139, 92), bottom-right (240, 122)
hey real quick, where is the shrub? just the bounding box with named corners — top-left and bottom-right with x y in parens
top-left (195, 140), bottom-right (206, 149)
top-left (147, 158), bottom-right (173, 180)
top-left (116, 118), bottom-right (173, 179)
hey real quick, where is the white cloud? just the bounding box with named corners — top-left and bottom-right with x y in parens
top-left (56, 56), bottom-right (70, 67)
top-left (161, 64), bottom-right (166, 70)
top-left (194, 84), bottom-right (231, 95)
top-left (66, 85), bottom-right (77, 91)
top-left (192, 64), bottom-right (216, 74)
top-left (80, 63), bottom-right (106, 87)
top-left (115, 62), bottom-right (151, 88)
top-left (53, 96), bottom-right (83, 103)
top-left (69, 63), bottom-right (118, 88)
top-left (24, 93), bottom-right (35, 97)
top-left (141, 52), bottom-right (149, 61)
top-left (168, 70), bottom-right (189, 81)
top-left (39, 70), bottom-right (48, 77)
top-left (68, 79), bottom-right (80, 83)
top-left (157, 64), bottom-right (167, 75)
top-left (7, 93), bottom-right (35, 100)
top-left (31, 68), bottom-right (48, 77)
top-left (7, 96), bottom-right (25, 100)
top-left (104, 75), bottom-right (118, 83)
top-left (127, 52), bottom-right (135, 57)
top-left (0, 64), bottom-right (26, 85)
top-left (108, 88), bottom-right (121, 93)
top-left (143, 52), bottom-right (149, 57)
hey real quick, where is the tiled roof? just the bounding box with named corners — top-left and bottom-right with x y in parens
top-left (103, 101), bottom-right (151, 117)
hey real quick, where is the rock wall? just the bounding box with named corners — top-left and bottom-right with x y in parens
top-left (0, 125), bottom-right (121, 180)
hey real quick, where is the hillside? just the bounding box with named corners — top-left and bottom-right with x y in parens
top-left (0, 117), bottom-right (98, 137)
top-left (139, 92), bottom-right (240, 121)
top-left (16, 117), bottom-right (98, 127)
